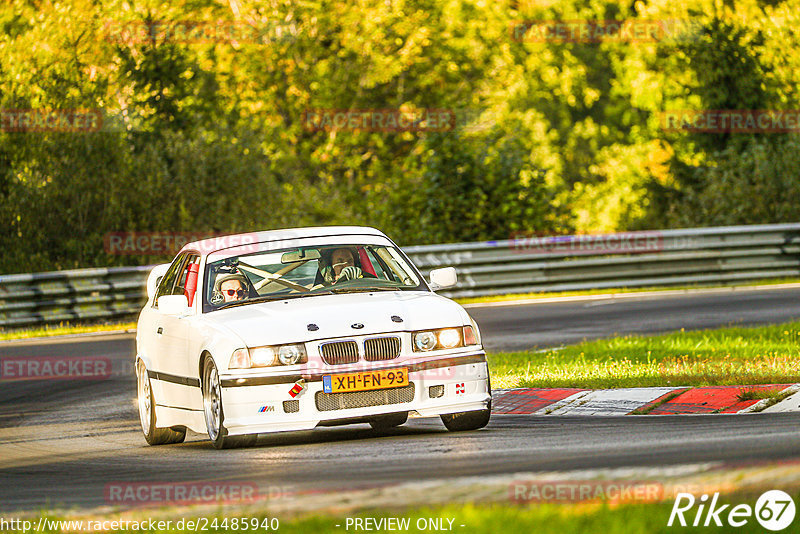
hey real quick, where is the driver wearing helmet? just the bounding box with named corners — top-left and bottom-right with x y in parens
top-left (331, 248), bottom-right (362, 282)
top-left (317, 247), bottom-right (363, 285)
top-left (213, 273), bottom-right (250, 303)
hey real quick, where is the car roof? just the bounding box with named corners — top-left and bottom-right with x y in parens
top-left (181, 226), bottom-right (389, 255)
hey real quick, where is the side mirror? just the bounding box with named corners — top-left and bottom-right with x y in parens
top-left (147, 263), bottom-right (171, 301)
top-left (158, 294), bottom-right (190, 316)
top-left (429, 267), bottom-right (457, 290)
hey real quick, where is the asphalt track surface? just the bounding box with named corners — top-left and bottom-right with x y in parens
top-left (2, 287), bottom-right (800, 513)
top-left (469, 286), bottom-right (800, 352)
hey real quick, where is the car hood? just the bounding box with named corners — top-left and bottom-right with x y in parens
top-left (205, 291), bottom-right (469, 347)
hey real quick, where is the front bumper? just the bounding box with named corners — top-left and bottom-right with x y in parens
top-left (218, 352), bottom-right (490, 435)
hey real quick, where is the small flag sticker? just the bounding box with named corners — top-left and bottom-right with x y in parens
top-left (289, 379), bottom-right (306, 398)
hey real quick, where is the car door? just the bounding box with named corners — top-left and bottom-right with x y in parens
top-left (150, 253), bottom-right (200, 410)
top-left (141, 252), bottom-right (185, 401)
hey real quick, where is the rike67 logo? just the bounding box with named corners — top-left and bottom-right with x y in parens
top-left (668, 490), bottom-right (796, 531)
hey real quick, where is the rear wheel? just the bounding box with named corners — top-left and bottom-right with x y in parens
top-left (369, 412), bottom-right (408, 430)
top-left (136, 360), bottom-right (186, 445)
top-left (202, 358), bottom-right (257, 449)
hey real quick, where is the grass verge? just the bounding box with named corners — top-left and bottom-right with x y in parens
top-left (262, 498), bottom-right (782, 534)
top-left (24, 494), bottom-right (791, 533)
top-left (487, 321), bottom-right (800, 389)
top-left (746, 387), bottom-right (799, 412)
top-left (0, 321), bottom-right (137, 342)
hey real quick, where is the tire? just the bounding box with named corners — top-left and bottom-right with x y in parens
top-left (202, 358), bottom-right (257, 449)
top-left (440, 377), bottom-right (492, 432)
top-left (136, 360), bottom-right (186, 445)
top-left (440, 408), bottom-right (491, 432)
top-left (369, 412), bottom-right (408, 430)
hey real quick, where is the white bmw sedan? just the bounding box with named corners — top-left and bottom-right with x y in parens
top-left (135, 226), bottom-right (491, 449)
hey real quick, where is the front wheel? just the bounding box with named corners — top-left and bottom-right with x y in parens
top-left (441, 376), bottom-right (492, 432)
top-left (440, 408), bottom-right (491, 431)
top-left (136, 360), bottom-right (185, 445)
top-left (202, 358), bottom-right (257, 449)
top-left (369, 412), bottom-right (408, 430)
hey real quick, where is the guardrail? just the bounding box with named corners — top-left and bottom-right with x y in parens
top-left (0, 266), bottom-right (153, 328)
top-left (2, 223), bottom-right (799, 327)
top-left (406, 223), bottom-right (800, 299)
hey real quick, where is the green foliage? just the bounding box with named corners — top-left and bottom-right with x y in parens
top-left (3, 0), bottom-right (800, 273)
top-left (647, 3), bottom-right (800, 226)
top-left (666, 135), bottom-right (800, 227)
top-left (390, 129), bottom-right (564, 244)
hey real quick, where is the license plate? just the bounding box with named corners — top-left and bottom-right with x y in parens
top-left (323, 368), bottom-right (409, 393)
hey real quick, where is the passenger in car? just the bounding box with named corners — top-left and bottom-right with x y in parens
top-left (215, 274), bottom-right (250, 303)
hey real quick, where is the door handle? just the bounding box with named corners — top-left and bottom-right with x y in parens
top-left (156, 327), bottom-right (163, 335)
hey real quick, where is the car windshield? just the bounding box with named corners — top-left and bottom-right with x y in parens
top-left (203, 243), bottom-right (425, 311)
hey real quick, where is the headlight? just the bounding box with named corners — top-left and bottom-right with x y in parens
top-left (228, 344), bottom-right (307, 369)
top-left (414, 331), bottom-right (438, 351)
top-left (438, 328), bottom-right (461, 349)
top-left (250, 346), bottom-right (278, 367)
top-left (278, 344), bottom-right (305, 365)
top-left (412, 327), bottom-right (472, 352)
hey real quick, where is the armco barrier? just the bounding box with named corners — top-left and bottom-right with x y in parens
top-left (1, 224), bottom-right (799, 327)
top-left (0, 266), bottom-right (152, 328)
top-left (405, 223), bottom-right (800, 298)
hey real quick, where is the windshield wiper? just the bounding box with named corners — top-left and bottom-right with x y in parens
top-left (215, 291), bottom-right (334, 310)
top-left (258, 291), bottom-right (336, 301)
top-left (329, 286), bottom-right (401, 294)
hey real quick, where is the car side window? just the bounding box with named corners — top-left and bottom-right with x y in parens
top-left (174, 254), bottom-right (200, 295)
top-left (154, 253), bottom-right (188, 305)
top-left (175, 254), bottom-right (201, 307)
